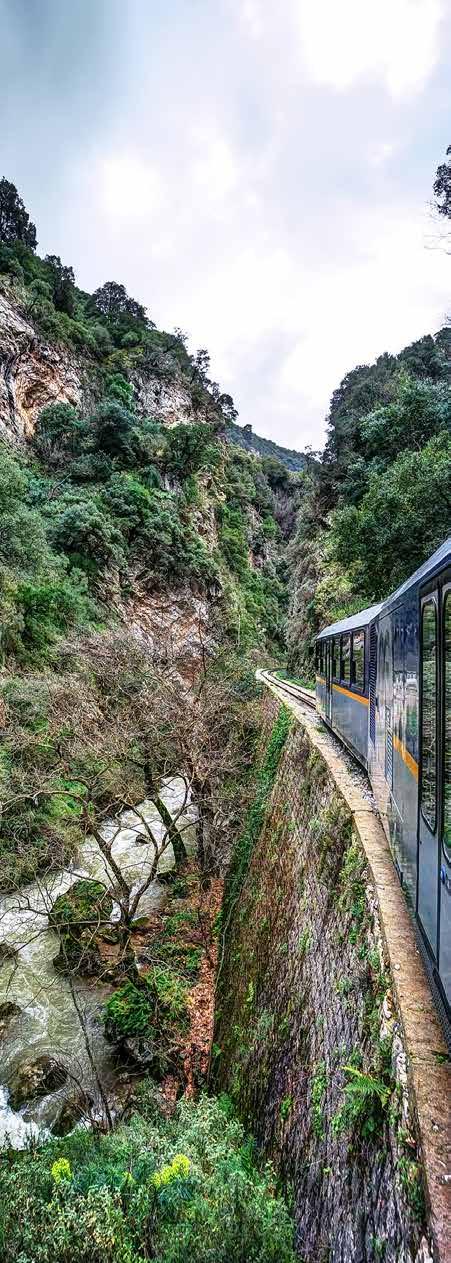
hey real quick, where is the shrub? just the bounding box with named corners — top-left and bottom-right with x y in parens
top-left (16, 574), bottom-right (93, 654)
top-left (105, 966), bottom-right (189, 1039)
top-left (49, 499), bottom-right (124, 569)
top-left (0, 1096), bottom-right (296, 1263)
top-left (332, 1065), bottom-right (392, 1139)
top-left (32, 403), bottom-right (89, 465)
top-left (164, 423), bottom-right (219, 479)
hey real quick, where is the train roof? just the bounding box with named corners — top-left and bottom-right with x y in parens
top-left (380, 537), bottom-right (451, 610)
top-left (316, 603), bottom-right (383, 641)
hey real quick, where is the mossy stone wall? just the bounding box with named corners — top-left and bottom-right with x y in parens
top-left (214, 696), bottom-right (431, 1263)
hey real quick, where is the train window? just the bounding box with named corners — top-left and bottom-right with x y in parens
top-left (332, 636), bottom-right (339, 681)
top-left (352, 630), bottom-right (365, 691)
top-left (341, 634), bottom-right (351, 684)
top-left (420, 600), bottom-right (437, 833)
top-left (444, 592), bottom-right (451, 862)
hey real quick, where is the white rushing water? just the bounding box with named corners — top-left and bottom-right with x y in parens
top-left (0, 778), bottom-right (195, 1148)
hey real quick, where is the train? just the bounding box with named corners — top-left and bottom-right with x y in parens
top-left (315, 537), bottom-right (451, 1022)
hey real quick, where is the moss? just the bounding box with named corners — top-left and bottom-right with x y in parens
top-left (49, 879), bottom-right (112, 930)
top-left (280, 1095), bottom-right (293, 1121)
top-left (49, 879), bottom-right (113, 974)
top-left (397, 1152), bottom-right (425, 1221)
top-left (311, 1061), bottom-right (327, 1138)
top-left (104, 966), bottom-right (188, 1040)
top-left (221, 705), bottom-right (291, 924)
top-left (152, 937), bottom-right (203, 979)
top-left (337, 840), bottom-right (368, 944)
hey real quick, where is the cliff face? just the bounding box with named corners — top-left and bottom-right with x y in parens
top-left (0, 289), bottom-right (90, 441)
top-left (0, 282), bottom-right (203, 442)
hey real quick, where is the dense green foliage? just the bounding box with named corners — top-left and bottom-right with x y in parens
top-left (0, 385), bottom-right (295, 670)
top-left (288, 329), bottom-right (451, 673)
top-left (221, 705), bottom-right (291, 924)
top-left (0, 1095), bottom-right (296, 1263)
top-left (105, 967), bottom-right (189, 1040)
top-left (226, 421), bottom-right (306, 473)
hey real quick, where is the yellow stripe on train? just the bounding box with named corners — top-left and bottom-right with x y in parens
top-left (393, 732), bottom-right (419, 781)
top-left (332, 683), bottom-right (369, 707)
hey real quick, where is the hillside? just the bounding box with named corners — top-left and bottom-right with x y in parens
top-left (0, 206), bottom-right (304, 895)
top-left (287, 327), bottom-right (451, 676)
top-left (225, 420), bottom-right (306, 471)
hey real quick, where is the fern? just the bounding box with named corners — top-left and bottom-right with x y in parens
top-left (332, 1064), bottom-right (391, 1139)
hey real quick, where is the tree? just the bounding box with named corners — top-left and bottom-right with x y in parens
top-left (32, 402), bottom-right (89, 466)
top-left (219, 392), bottom-right (238, 423)
top-left (164, 422), bottom-right (219, 479)
top-left (329, 432), bottom-right (451, 600)
top-left (49, 498), bottom-right (124, 568)
top-left (191, 348), bottom-right (211, 384)
top-left (90, 281), bottom-right (147, 324)
top-left (91, 399), bottom-right (136, 462)
top-left (44, 254), bottom-right (76, 316)
top-left (0, 630), bottom-right (258, 967)
top-left (433, 145), bottom-right (451, 219)
top-left (0, 177), bottom-right (37, 249)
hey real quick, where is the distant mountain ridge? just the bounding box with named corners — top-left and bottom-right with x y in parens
top-left (226, 420), bottom-right (306, 472)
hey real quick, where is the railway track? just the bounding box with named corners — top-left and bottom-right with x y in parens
top-left (259, 670), bottom-right (316, 711)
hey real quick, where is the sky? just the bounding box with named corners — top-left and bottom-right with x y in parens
top-left (1, 0), bottom-right (450, 450)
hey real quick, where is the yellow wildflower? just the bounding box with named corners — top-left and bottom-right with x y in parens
top-left (51, 1157), bottom-right (72, 1185)
top-left (171, 1154), bottom-right (190, 1178)
top-left (152, 1153), bottom-right (191, 1189)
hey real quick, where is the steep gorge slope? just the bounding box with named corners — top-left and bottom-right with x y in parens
top-left (0, 272), bottom-right (303, 669)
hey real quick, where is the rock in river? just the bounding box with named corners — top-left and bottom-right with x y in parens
top-left (8, 1055), bottom-right (67, 1111)
top-left (52, 1089), bottom-right (94, 1137)
top-left (0, 1002), bottom-right (21, 1039)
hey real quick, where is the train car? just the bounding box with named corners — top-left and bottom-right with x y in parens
top-left (315, 603), bottom-right (382, 766)
top-left (315, 537), bottom-right (451, 1020)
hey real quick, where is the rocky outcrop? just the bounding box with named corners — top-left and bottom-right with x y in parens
top-left (52, 1089), bottom-right (94, 1136)
top-left (0, 282), bottom-right (203, 444)
top-left (0, 285), bottom-right (91, 441)
top-left (129, 588), bottom-right (216, 681)
top-left (130, 365), bottom-right (202, 429)
top-left (9, 1055), bottom-right (67, 1110)
top-left (0, 942), bottom-right (17, 966)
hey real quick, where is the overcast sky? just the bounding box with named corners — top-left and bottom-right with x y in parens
top-left (1, 0), bottom-right (450, 449)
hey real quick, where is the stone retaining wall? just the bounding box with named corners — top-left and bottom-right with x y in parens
top-left (213, 685), bottom-right (450, 1263)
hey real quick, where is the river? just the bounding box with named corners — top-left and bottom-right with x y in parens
top-left (0, 778), bottom-right (195, 1147)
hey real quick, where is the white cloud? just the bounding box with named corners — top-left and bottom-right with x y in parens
top-left (39, 0), bottom-right (451, 451)
top-left (367, 140), bottom-right (399, 168)
top-left (191, 128), bottom-right (239, 202)
top-left (296, 0), bottom-right (444, 99)
top-left (241, 0), bottom-right (264, 39)
top-left (101, 154), bottom-right (164, 224)
top-left (279, 205), bottom-right (449, 423)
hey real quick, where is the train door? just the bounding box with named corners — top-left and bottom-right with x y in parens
top-left (369, 622), bottom-right (377, 750)
top-left (384, 619), bottom-right (394, 788)
top-left (438, 575), bottom-right (451, 1006)
top-left (325, 640), bottom-right (332, 722)
top-left (417, 588), bottom-right (439, 959)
